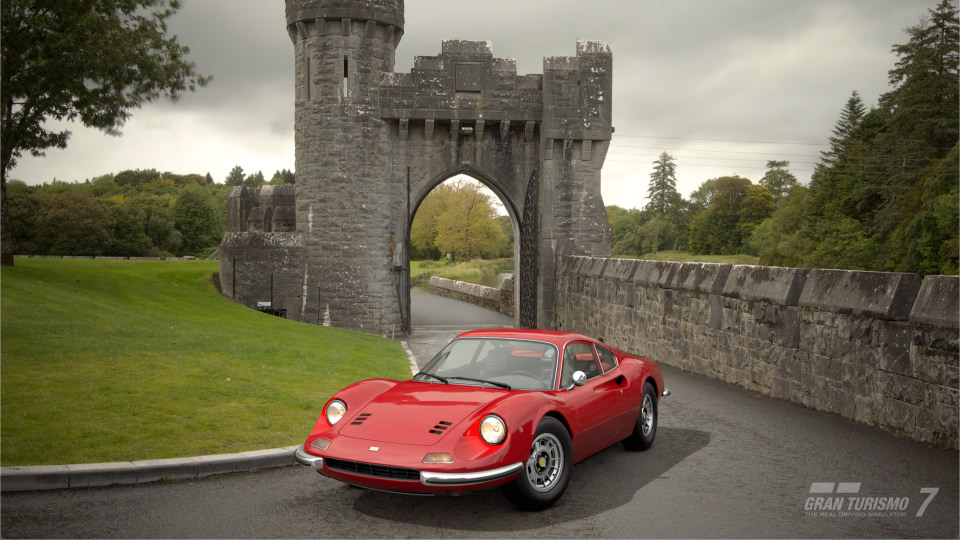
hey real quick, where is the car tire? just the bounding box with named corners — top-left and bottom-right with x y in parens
top-left (501, 416), bottom-right (573, 511)
top-left (621, 381), bottom-right (658, 451)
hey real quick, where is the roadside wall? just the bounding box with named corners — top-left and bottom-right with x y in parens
top-left (218, 232), bottom-right (305, 321)
top-left (555, 256), bottom-right (959, 449)
top-left (429, 276), bottom-right (514, 317)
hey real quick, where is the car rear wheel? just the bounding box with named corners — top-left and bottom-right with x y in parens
top-left (501, 416), bottom-right (573, 511)
top-left (621, 381), bottom-right (658, 451)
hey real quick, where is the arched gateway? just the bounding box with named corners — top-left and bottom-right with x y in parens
top-left (219, 0), bottom-right (613, 334)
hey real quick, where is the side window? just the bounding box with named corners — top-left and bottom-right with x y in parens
top-left (595, 344), bottom-right (618, 373)
top-left (560, 342), bottom-right (602, 387)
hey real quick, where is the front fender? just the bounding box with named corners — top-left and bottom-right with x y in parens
top-left (308, 378), bottom-right (399, 435)
top-left (451, 392), bottom-right (573, 466)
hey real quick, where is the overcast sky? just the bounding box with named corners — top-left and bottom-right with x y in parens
top-left (10, 0), bottom-right (937, 210)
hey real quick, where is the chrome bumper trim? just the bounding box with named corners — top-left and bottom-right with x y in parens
top-left (662, 388), bottom-right (671, 398)
top-left (295, 445), bottom-right (324, 470)
top-left (420, 462), bottom-right (523, 486)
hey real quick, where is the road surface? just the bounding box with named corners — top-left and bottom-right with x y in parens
top-left (2, 293), bottom-right (957, 538)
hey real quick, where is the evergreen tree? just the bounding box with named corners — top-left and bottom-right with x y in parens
top-left (818, 91), bottom-right (866, 169)
top-left (646, 152), bottom-right (679, 216)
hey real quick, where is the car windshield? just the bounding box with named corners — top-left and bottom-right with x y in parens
top-left (414, 338), bottom-right (559, 391)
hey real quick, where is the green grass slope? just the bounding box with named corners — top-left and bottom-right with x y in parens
top-left (0, 258), bottom-right (410, 466)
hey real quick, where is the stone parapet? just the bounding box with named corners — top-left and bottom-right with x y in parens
top-left (556, 256), bottom-right (959, 449)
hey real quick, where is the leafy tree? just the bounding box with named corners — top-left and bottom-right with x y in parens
top-left (749, 186), bottom-right (814, 266)
top-left (205, 172), bottom-right (214, 185)
top-left (412, 183), bottom-right (454, 260)
top-left (6, 180), bottom-right (45, 254)
top-left (104, 202), bottom-right (151, 256)
top-left (0, 0), bottom-right (210, 265)
top-left (434, 182), bottom-right (504, 261)
top-left (688, 176), bottom-right (753, 255)
top-left (225, 166), bottom-right (245, 186)
top-left (737, 185), bottom-right (775, 248)
top-left (760, 160), bottom-right (799, 203)
top-left (173, 185), bottom-right (219, 256)
top-left (38, 193), bottom-right (112, 256)
top-left (131, 195), bottom-right (181, 255)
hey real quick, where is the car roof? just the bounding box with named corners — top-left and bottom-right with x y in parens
top-left (454, 328), bottom-right (595, 347)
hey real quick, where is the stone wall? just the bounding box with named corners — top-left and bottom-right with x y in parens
top-left (429, 276), bottom-right (513, 317)
top-left (218, 232), bottom-right (305, 321)
top-left (556, 256), bottom-right (959, 449)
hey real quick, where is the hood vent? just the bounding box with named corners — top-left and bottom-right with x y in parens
top-left (428, 421), bottom-right (452, 435)
top-left (350, 413), bottom-right (372, 426)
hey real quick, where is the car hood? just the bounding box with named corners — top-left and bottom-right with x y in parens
top-left (336, 380), bottom-right (508, 446)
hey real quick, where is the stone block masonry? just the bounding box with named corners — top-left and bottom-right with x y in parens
top-left (556, 257), bottom-right (959, 449)
top-left (222, 0), bottom-right (614, 335)
top-left (428, 276), bottom-right (513, 317)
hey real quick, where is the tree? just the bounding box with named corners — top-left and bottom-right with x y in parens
top-left (173, 185), bottom-right (219, 256)
top-left (646, 152), bottom-right (679, 216)
top-left (270, 169), bottom-right (295, 184)
top-left (760, 160), bottom-right (799, 203)
top-left (818, 91), bottom-right (866, 168)
top-left (104, 201), bottom-right (151, 256)
top-left (38, 193), bottom-right (112, 256)
top-left (0, 0), bottom-right (211, 266)
top-left (225, 166), bottom-right (245, 186)
top-left (737, 185), bottom-right (776, 246)
top-left (244, 171), bottom-right (266, 187)
top-left (687, 176), bottom-right (753, 255)
top-left (434, 182), bottom-right (504, 261)
top-left (205, 172), bottom-right (214, 185)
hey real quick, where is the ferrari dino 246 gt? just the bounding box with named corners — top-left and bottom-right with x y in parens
top-left (295, 328), bottom-right (668, 510)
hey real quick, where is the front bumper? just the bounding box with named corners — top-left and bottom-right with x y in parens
top-left (294, 444), bottom-right (522, 492)
top-left (295, 445), bottom-right (323, 469)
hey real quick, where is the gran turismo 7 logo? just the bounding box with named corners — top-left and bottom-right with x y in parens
top-left (804, 483), bottom-right (939, 518)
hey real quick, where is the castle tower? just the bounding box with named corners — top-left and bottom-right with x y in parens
top-left (285, 0), bottom-right (406, 332)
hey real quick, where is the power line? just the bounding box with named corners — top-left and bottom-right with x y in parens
top-left (612, 132), bottom-right (956, 151)
top-left (608, 143), bottom-right (823, 159)
top-left (611, 133), bottom-right (829, 146)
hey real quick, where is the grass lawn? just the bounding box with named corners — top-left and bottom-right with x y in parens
top-left (411, 258), bottom-right (513, 286)
top-left (0, 258), bottom-right (410, 466)
top-left (616, 250), bottom-right (760, 265)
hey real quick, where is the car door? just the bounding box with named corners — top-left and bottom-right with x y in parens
top-left (560, 341), bottom-right (628, 461)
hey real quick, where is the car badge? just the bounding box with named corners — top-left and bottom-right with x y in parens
top-left (369, 446), bottom-right (380, 452)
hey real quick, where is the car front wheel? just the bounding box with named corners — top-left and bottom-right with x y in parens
top-left (621, 381), bottom-right (658, 451)
top-left (501, 416), bottom-right (573, 511)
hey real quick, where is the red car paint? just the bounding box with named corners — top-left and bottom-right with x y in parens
top-left (299, 328), bottom-right (665, 495)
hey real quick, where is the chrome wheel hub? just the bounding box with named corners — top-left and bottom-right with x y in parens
top-left (641, 394), bottom-right (655, 436)
top-left (526, 433), bottom-right (563, 493)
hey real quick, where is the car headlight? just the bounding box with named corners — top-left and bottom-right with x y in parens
top-left (325, 399), bottom-right (347, 425)
top-left (479, 415), bottom-right (506, 445)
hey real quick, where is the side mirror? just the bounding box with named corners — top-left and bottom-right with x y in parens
top-left (572, 371), bottom-right (587, 386)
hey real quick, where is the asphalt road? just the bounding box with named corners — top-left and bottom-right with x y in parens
top-left (2, 293), bottom-right (957, 538)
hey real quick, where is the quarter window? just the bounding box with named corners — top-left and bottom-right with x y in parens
top-left (595, 344), bottom-right (618, 373)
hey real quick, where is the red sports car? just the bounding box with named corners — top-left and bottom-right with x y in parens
top-left (295, 328), bottom-right (668, 510)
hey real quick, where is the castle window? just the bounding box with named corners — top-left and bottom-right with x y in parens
top-left (343, 56), bottom-right (349, 97)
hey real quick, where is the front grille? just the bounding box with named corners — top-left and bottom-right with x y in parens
top-left (325, 458), bottom-right (420, 481)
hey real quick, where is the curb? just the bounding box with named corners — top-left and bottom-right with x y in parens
top-left (2, 346), bottom-right (421, 493)
top-left (0, 445), bottom-right (300, 493)
top-left (399, 340), bottom-right (420, 375)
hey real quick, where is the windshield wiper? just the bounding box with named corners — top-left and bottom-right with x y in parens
top-left (446, 376), bottom-right (511, 390)
top-left (416, 371), bottom-right (449, 384)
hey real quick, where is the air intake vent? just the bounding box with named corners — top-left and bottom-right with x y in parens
top-left (429, 421), bottom-right (452, 435)
top-left (325, 458), bottom-right (420, 481)
top-left (350, 413), bottom-right (372, 426)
